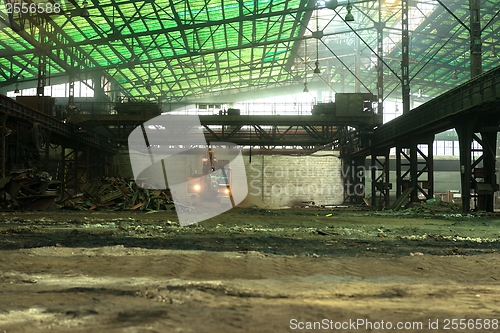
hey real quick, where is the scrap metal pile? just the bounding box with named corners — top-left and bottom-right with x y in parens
top-left (0, 169), bottom-right (60, 210)
top-left (61, 177), bottom-right (176, 211)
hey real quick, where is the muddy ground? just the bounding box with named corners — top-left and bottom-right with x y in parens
top-left (1, 207), bottom-right (500, 332)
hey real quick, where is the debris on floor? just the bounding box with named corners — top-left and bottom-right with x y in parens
top-left (0, 169), bottom-right (60, 210)
top-left (60, 177), bottom-right (175, 211)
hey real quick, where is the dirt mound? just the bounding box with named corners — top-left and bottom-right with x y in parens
top-left (236, 195), bottom-right (282, 209)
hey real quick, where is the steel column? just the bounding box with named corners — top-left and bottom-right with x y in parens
top-left (371, 149), bottom-right (390, 208)
top-left (414, 138), bottom-right (434, 201)
top-left (376, 0), bottom-right (384, 119)
top-left (74, 144), bottom-right (79, 193)
top-left (59, 145), bottom-right (65, 198)
top-left (470, 0), bottom-right (482, 78)
top-left (395, 145), bottom-right (411, 199)
top-left (355, 36), bottom-right (361, 93)
top-left (343, 156), bottom-right (366, 205)
top-left (401, 0), bottom-right (410, 114)
top-left (68, 69), bottom-right (75, 109)
top-left (1, 115), bottom-right (7, 178)
top-left (395, 136), bottom-right (434, 205)
top-left (477, 131), bottom-right (497, 211)
top-left (43, 130), bottom-right (50, 171)
top-left (456, 117), bottom-right (477, 212)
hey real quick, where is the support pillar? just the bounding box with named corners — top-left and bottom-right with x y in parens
top-left (74, 144), bottom-right (79, 193)
top-left (401, 0), bottom-right (410, 114)
top-left (44, 130), bottom-right (50, 171)
top-left (343, 156), bottom-right (366, 205)
top-left (470, 0), bottom-right (482, 78)
top-left (414, 138), bottom-right (434, 201)
top-left (395, 136), bottom-right (434, 206)
top-left (477, 131), bottom-right (497, 211)
top-left (376, 4), bottom-right (384, 119)
top-left (59, 145), bottom-right (66, 198)
top-left (1, 115), bottom-right (7, 178)
top-left (409, 143), bottom-right (419, 202)
top-left (371, 149), bottom-right (391, 208)
top-left (395, 144), bottom-right (410, 199)
top-left (456, 117), bottom-right (477, 212)
top-left (85, 147), bottom-right (90, 181)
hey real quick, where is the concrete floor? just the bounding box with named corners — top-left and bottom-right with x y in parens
top-left (1, 209), bottom-right (500, 332)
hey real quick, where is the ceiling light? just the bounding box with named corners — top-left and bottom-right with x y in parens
top-left (14, 83), bottom-right (20, 94)
top-left (314, 61), bottom-right (321, 74)
top-left (452, 69), bottom-right (458, 80)
top-left (80, 0), bottom-right (89, 17)
top-left (314, 5), bottom-right (321, 74)
top-left (345, 2), bottom-right (354, 22)
top-left (303, 82), bottom-right (309, 93)
top-left (128, 58), bottom-right (135, 69)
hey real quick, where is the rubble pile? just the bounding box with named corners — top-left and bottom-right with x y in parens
top-left (0, 169), bottom-right (60, 210)
top-left (61, 177), bottom-right (175, 211)
top-left (383, 198), bottom-right (462, 217)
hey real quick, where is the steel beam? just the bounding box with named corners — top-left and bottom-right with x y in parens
top-left (0, 95), bottom-right (113, 151)
top-left (356, 65), bottom-right (500, 153)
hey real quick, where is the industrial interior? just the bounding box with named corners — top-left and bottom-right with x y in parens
top-left (0, 0), bottom-right (500, 332)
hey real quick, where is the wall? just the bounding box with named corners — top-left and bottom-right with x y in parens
top-left (243, 152), bottom-right (344, 207)
top-left (117, 148), bottom-right (345, 207)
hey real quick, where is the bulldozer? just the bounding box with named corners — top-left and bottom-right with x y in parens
top-left (187, 148), bottom-right (233, 206)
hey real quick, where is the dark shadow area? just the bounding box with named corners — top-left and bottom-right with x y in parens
top-left (38, 287), bottom-right (137, 297)
top-left (1, 227), bottom-right (499, 257)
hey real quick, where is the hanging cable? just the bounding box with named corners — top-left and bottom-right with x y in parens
top-left (314, 5), bottom-right (321, 74)
top-left (303, 38), bottom-right (309, 92)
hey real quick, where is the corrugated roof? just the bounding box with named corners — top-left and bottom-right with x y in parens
top-left (0, 0), bottom-right (498, 103)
